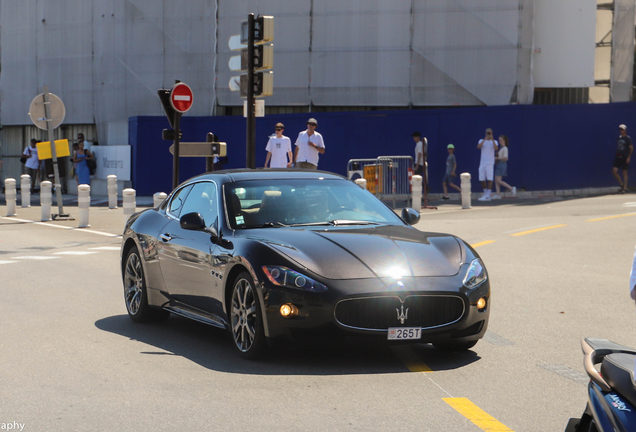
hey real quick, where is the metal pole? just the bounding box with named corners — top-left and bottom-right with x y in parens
top-left (246, 13), bottom-right (256, 169)
top-left (43, 85), bottom-right (67, 218)
top-left (172, 111), bottom-right (181, 189)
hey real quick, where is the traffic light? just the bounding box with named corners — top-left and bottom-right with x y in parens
top-left (229, 15), bottom-right (274, 98)
top-left (240, 16), bottom-right (274, 45)
top-left (240, 72), bottom-right (273, 98)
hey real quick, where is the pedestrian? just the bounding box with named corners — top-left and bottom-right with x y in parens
top-left (413, 131), bottom-right (427, 189)
top-left (477, 128), bottom-right (499, 201)
top-left (293, 118), bottom-right (325, 170)
top-left (613, 124), bottom-right (633, 194)
top-left (265, 122), bottom-right (293, 168)
top-left (72, 138), bottom-right (94, 186)
top-left (23, 138), bottom-right (40, 193)
top-left (441, 144), bottom-right (461, 200)
top-left (71, 142), bottom-right (79, 184)
top-left (492, 134), bottom-right (515, 199)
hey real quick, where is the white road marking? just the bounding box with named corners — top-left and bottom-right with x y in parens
top-left (623, 202), bottom-right (636, 207)
top-left (88, 246), bottom-right (121, 251)
top-left (53, 251), bottom-right (98, 256)
top-left (0, 216), bottom-right (121, 238)
top-left (0, 260), bottom-right (18, 264)
top-left (13, 256), bottom-right (59, 260)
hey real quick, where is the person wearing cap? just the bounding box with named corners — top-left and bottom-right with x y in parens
top-left (613, 124), bottom-right (633, 194)
top-left (293, 118), bottom-right (325, 170)
top-left (441, 144), bottom-right (461, 200)
top-left (265, 122), bottom-right (293, 168)
top-left (477, 128), bottom-right (499, 201)
top-left (23, 138), bottom-right (40, 193)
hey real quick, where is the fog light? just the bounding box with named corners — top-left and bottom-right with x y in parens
top-left (477, 297), bottom-right (487, 311)
top-left (280, 303), bottom-right (298, 318)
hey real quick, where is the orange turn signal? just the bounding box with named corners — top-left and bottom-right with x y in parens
top-left (280, 303), bottom-right (299, 318)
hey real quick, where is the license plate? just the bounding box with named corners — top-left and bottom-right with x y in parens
top-left (388, 327), bottom-right (422, 340)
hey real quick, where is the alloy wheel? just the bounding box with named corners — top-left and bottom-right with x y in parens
top-left (231, 277), bottom-right (258, 352)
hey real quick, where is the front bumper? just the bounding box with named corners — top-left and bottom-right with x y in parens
top-left (260, 275), bottom-right (490, 347)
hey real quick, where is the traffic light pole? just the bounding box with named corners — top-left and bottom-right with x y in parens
top-left (246, 13), bottom-right (256, 169)
top-left (172, 111), bottom-right (181, 189)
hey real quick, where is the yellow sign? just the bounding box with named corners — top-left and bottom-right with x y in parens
top-left (37, 139), bottom-right (70, 160)
top-left (364, 165), bottom-right (383, 194)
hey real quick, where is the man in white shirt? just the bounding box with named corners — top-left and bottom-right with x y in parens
top-left (293, 118), bottom-right (325, 170)
top-left (477, 128), bottom-right (499, 201)
top-left (265, 123), bottom-right (293, 168)
top-left (413, 131), bottom-right (427, 189)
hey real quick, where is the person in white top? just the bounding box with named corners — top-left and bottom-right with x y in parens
top-left (265, 122), bottom-right (293, 168)
top-left (23, 138), bottom-right (40, 193)
top-left (413, 131), bottom-right (427, 189)
top-left (293, 118), bottom-right (325, 170)
top-left (477, 128), bottom-right (499, 201)
top-left (491, 134), bottom-right (515, 199)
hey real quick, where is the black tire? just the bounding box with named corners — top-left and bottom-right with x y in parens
top-left (433, 340), bottom-right (478, 352)
top-left (229, 272), bottom-right (266, 359)
top-left (123, 245), bottom-right (169, 323)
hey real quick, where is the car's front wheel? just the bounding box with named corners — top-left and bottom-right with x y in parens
top-left (123, 245), bottom-right (169, 323)
top-left (230, 272), bottom-right (266, 359)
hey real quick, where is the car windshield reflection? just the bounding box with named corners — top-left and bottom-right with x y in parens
top-left (225, 179), bottom-right (402, 229)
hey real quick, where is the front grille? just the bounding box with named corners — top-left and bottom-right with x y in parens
top-left (334, 295), bottom-right (465, 331)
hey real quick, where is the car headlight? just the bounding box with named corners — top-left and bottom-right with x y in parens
top-left (463, 259), bottom-right (487, 289)
top-left (262, 266), bottom-right (328, 293)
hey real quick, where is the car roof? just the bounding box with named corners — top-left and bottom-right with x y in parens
top-left (187, 169), bottom-right (347, 184)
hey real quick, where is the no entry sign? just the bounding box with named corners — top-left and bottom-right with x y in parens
top-left (170, 82), bottom-right (193, 113)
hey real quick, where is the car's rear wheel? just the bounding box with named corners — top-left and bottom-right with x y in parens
top-left (230, 272), bottom-right (265, 359)
top-left (123, 245), bottom-right (169, 323)
top-left (433, 340), bottom-right (478, 352)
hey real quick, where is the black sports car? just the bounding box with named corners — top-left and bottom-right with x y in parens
top-left (121, 169), bottom-right (490, 358)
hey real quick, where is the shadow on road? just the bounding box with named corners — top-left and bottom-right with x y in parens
top-left (95, 314), bottom-right (481, 375)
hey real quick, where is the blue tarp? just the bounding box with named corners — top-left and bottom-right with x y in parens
top-left (130, 102), bottom-right (636, 196)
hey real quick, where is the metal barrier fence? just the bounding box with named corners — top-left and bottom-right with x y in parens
top-left (347, 156), bottom-right (414, 207)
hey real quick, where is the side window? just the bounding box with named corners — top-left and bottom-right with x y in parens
top-left (168, 185), bottom-right (193, 218)
top-left (180, 182), bottom-right (218, 227)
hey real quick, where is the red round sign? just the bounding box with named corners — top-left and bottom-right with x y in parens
top-left (170, 83), bottom-right (194, 113)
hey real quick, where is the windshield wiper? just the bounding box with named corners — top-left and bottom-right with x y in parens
top-left (328, 220), bottom-right (381, 226)
top-left (250, 222), bottom-right (290, 228)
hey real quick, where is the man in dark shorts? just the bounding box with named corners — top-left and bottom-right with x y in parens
top-left (613, 124), bottom-right (633, 193)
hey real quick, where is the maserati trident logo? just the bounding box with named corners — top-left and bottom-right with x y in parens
top-left (396, 305), bottom-right (409, 324)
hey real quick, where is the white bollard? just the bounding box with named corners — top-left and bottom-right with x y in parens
top-left (40, 181), bottom-right (52, 221)
top-left (460, 172), bottom-right (472, 209)
top-left (411, 175), bottom-right (422, 212)
top-left (123, 188), bottom-right (136, 216)
top-left (153, 192), bottom-right (167, 207)
top-left (5, 178), bottom-right (16, 217)
top-left (20, 174), bottom-right (31, 208)
top-left (78, 184), bottom-right (91, 228)
top-left (354, 179), bottom-right (367, 190)
top-left (107, 175), bottom-right (118, 209)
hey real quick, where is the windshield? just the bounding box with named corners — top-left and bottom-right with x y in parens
top-left (224, 179), bottom-right (403, 229)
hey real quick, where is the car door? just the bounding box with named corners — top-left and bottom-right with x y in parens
top-left (157, 181), bottom-right (224, 315)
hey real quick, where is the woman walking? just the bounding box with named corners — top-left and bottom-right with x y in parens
top-left (73, 140), bottom-right (94, 186)
top-left (492, 134), bottom-right (515, 199)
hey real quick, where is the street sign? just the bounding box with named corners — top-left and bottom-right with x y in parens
top-left (170, 82), bottom-right (193, 113)
top-left (37, 139), bottom-right (70, 160)
top-left (244, 100), bottom-right (265, 117)
top-left (28, 92), bottom-right (65, 130)
top-left (169, 142), bottom-right (227, 157)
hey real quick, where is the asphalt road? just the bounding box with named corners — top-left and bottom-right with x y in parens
top-left (1, 194), bottom-right (635, 431)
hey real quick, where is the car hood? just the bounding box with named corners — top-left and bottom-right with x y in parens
top-left (244, 225), bottom-right (463, 280)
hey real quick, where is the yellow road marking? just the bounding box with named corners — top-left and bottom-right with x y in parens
top-left (471, 240), bottom-right (496, 248)
top-left (510, 224), bottom-right (566, 237)
top-left (390, 346), bottom-right (433, 373)
top-left (443, 398), bottom-right (514, 431)
top-left (587, 212), bottom-right (636, 222)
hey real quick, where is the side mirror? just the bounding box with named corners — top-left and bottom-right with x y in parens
top-left (401, 208), bottom-right (421, 226)
top-left (180, 212), bottom-right (219, 237)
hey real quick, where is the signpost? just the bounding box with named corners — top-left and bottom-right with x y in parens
top-left (158, 81), bottom-right (193, 189)
top-left (28, 86), bottom-right (71, 220)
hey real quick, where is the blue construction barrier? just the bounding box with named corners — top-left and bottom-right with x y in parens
top-left (130, 102), bottom-right (636, 196)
